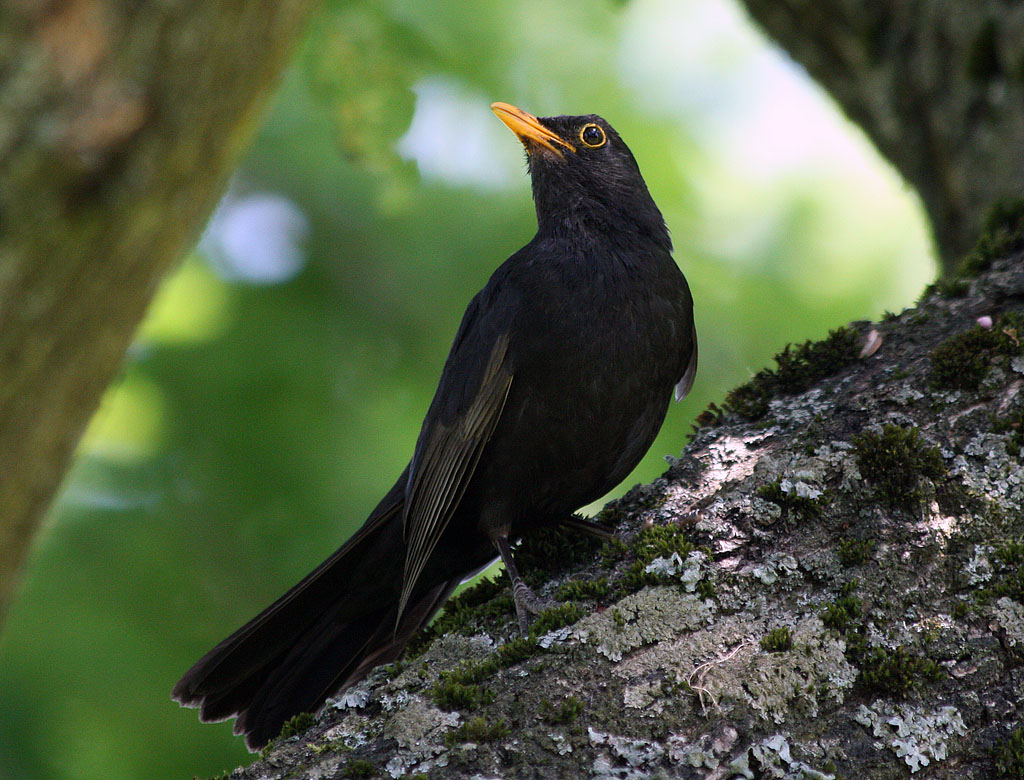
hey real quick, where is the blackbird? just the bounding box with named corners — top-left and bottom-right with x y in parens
top-left (172, 102), bottom-right (697, 750)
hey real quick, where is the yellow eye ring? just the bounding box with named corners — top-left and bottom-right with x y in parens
top-left (579, 123), bottom-right (606, 148)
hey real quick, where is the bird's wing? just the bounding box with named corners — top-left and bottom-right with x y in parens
top-left (397, 327), bottom-right (514, 622)
top-left (674, 328), bottom-right (698, 401)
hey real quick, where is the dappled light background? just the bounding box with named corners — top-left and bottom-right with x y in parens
top-left (0, 0), bottom-right (933, 778)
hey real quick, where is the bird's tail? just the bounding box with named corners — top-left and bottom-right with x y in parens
top-left (172, 481), bottom-right (456, 750)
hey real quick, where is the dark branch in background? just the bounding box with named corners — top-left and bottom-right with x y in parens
top-left (0, 0), bottom-right (316, 623)
top-left (735, 0), bottom-right (1024, 274)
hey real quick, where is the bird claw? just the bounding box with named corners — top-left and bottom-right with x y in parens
top-left (512, 581), bottom-right (554, 635)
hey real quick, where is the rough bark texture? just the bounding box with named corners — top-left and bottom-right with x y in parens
top-left (0, 0), bottom-right (316, 620)
top-left (734, 0), bottom-right (1024, 275)
top-left (230, 246), bottom-right (1024, 779)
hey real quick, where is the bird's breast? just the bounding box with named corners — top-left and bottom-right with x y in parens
top-left (474, 250), bottom-right (692, 517)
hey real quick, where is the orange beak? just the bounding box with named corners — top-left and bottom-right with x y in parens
top-left (491, 102), bottom-right (575, 157)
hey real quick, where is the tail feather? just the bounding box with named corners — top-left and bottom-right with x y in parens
top-left (234, 580), bottom-right (454, 750)
top-left (232, 607), bottom-right (389, 748)
top-left (173, 477), bottom-right (456, 750)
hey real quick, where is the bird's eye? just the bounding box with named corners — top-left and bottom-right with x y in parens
top-left (579, 123), bottom-right (606, 148)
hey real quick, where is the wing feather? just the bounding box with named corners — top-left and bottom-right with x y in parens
top-left (674, 334), bottom-right (698, 401)
top-left (398, 333), bottom-right (513, 622)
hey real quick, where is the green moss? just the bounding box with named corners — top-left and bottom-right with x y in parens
top-left (441, 639), bottom-right (534, 690)
top-left (989, 542), bottom-right (1024, 603)
top-left (612, 608), bottom-right (626, 631)
top-left (822, 591), bottom-right (863, 632)
top-left (541, 695), bottom-right (584, 724)
top-left (633, 524), bottom-right (695, 563)
top-left (530, 603), bottom-right (586, 637)
top-left (723, 327), bottom-right (860, 420)
top-left (963, 199), bottom-right (1024, 274)
top-left (600, 537), bottom-right (629, 567)
top-left (994, 541), bottom-right (1024, 565)
top-left (444, 716), bottom-right (510, 746)
top-left (432, 632), bottom-right (549, 711)
top-left (695, 580), bottom-right (716, 600)
top-left (929, 313), bottom-right (1024, 391)
top-left (994, 726), bottom-right (1024, 778)
top-left (413, 576), bottom-right (514, 649)
top-left (952, 600), bottom-right (970, 620)
top-left (923, 276), bottom-right (966, 302)
top-left (341, 759), bottom-right (377, 778)
top-left (619, 523), bottom-right (696, 592)
top-left (555, 578), bottom-right (609, 601)
top-left (925, 200), bottom-right (1024, 297)
top-left (757, 481), bottom-right (821, 521)
top-left (966, 18), bottom-right (1002, 82)
top-left (760, 626), bottom-right (793, 653)
top-left (853, 424), bottom-right (945, 510)
top-left (431, 679), bottom-right (495, 710)
top-left (277, 711), bottom-right (316, 740)
top-left (837, 538), bottom-right (875, 567)
top-left (493, 636), bottom-right (538, 666)
top-left (516, 523), bottom-right (607, 586)
top-left (823, 584), bottom-right (944, 696)
top-left (930, 327), bottom-right (1002, 390)
top-left (857, 645), bottom-right (944, 695)
top-left (692, 401), bottom-right (726, 431)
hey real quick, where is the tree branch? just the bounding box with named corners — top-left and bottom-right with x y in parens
top-left (235, 244), bottom-right (1024, 778)
top-left (0, 0), bottom-right (317, 621)
top-left (734, 0), bottom-right (1024, 274)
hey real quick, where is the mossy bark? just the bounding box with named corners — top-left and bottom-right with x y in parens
top-left (733, 0), bottom-right (1024, 275)
top-left (232, 251), bottom-right (1024, 779)
top-left (0, 0), bottom-right (316, 621)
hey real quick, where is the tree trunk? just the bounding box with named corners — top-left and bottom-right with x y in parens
top-left (734, 0), bottom-right (1024, 275)
top-left (0, 0), bottom-right (316, 621)
top-left (233, 245), bottom-right (1024, 779)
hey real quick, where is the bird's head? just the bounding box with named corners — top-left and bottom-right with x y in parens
top-left (491, 102), bottom-right (670, 251)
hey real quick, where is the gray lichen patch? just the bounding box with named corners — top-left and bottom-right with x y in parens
top-left (588, 727), bottom-right (666, 776)
top-left (321, 710), bottom-right (383, 751)
top-left (854, 701), bottom-right (967, 773)
top-left (570, 586), bottom-right (715, 662)
top-left (729, 734), bottom-right (835, 780)
top-left (385, 632), bottom-right (497, 700)
top-left (381, 697), bottom-right (461, 777)
top-left (739, 617), bottom-right (856, 723)
top-left (991, 596), bottom-right (1024, 651)
top-left (955, 432), bottom-right (1024, 509)
top-left (612, 613), bottom-right (854, 724)
top-left (741, 552), bottom-right (801, 587)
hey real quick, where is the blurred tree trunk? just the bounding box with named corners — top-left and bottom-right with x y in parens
top-left (0, 0), bottom-right (316, 623)
top-left (238, 250), bottom-right (1024, 779)
top-left (734, 0), bottom-right (1024, 275)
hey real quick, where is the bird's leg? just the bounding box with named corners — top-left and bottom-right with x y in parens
top-left (557, 513), bottom-right (618, 541)
top-left (492, 534), bottom-right (547, 634)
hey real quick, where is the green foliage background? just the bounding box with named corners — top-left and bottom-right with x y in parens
top-left (0, 0), bottom-right (932, 778)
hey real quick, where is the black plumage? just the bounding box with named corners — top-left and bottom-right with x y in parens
top-left (172, 103), bottom-right (697, 750)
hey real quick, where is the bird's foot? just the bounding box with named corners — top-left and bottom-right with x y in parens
top-left (511, 580), bottom-right (554, 635)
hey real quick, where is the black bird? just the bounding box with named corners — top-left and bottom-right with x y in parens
top-left (172, 103), bottom-right (697, 750)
